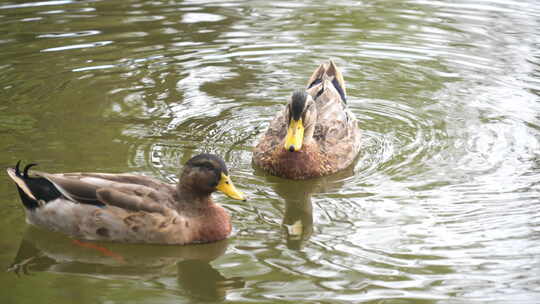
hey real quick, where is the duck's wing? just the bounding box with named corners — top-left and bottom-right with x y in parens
top-left (7, 163), bottom-right (173, 215)
top-left (51, 172), bottom-right (174, 214)
top-left (306, 60), bottom-right (347, 104)
top-left (306, 61), bottom-right (361, 166)
top-left (306, 60), bottom-right (352, 127)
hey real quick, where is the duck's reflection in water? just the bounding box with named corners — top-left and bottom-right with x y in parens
top-left (9, 226), bottom-right (244, 301)
top-left (275, 181), bottom-right (314, 250)
top-left (176, 259), bottom-right (244, 301)
top-left (269, 165), bottom-right (354, 250)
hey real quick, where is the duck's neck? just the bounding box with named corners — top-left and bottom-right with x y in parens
top-left (175, 184), bottom-right (213, 209)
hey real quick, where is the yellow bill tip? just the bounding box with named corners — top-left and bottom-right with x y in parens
top-left (216, 173), bottom-right (246, 201)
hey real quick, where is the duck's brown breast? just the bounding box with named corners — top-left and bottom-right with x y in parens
top-left (192, 204), bottom-right (232, 243)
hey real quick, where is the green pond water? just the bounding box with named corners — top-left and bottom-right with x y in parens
top-left (1, 0), bottom-right (539, 303)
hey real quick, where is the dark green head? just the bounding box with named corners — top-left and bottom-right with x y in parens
top-left (185, 153), bottom-right (229, 179)
top-left (181, 154), bottom-right (245, 201)
top-left (284, 90), bottom-right (317, 152)
top-left (290, 90), bottom-right (308, 121)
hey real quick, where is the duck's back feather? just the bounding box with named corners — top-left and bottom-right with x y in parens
top-left (45, 172), bottom-right (177, 212)
top-left (307, 66), bottom-right (361, 163)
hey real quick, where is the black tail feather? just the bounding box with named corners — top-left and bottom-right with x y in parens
top-left (10, 161), bottom-right (62, 210)
top-left (15, 160), bottom-right (21, 176)
top-left (23, 163), bottom-right (38, 178)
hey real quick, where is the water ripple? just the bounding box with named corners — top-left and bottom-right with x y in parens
top-left (40, 40), bottom-right (112, 52)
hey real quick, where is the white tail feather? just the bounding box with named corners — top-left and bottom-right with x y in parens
top-left (6, 169), bottom-right (37, 201)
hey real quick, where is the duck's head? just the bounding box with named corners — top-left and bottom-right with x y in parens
top-left (284, 90), bottom-right (317, 152)
top-left (179, 154), bottom-right (246, 201)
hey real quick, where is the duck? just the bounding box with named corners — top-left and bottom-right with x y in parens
top-left (6, 154), bottom-right (246, 245)
top-left (253, 60), bottom-right (361, 179)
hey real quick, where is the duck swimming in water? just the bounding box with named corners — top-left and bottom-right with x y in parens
top-left (6, 154), bottom-right (246, 245)
top-left (253, 60), bottom-right (361, 179)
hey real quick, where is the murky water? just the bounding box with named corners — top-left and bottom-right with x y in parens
top-left (1, 0), bottom-right (540, 303)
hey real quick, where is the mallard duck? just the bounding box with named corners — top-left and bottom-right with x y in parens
top-left (253, 60), bottom-right (361, 179)
top-left (6, 154), bottom-right (246, 245)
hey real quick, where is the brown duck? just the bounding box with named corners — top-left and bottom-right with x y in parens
top-left (253, 60), bottom-right (361, 179)
top-left (6, 154), bottom-right (246, 244)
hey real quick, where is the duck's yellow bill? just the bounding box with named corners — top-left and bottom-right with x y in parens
top-left (284, 118), bottom-right (304, 152)
top-left (216, 172), bottom-right (246, 201)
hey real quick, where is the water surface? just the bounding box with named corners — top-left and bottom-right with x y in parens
top-left (1, 0), bottom-right (540, 303)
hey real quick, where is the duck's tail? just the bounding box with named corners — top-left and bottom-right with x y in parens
top-left (306, 60), bottom-right (347, 103)
top-left (6, 161), bottom-right (62, 210)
